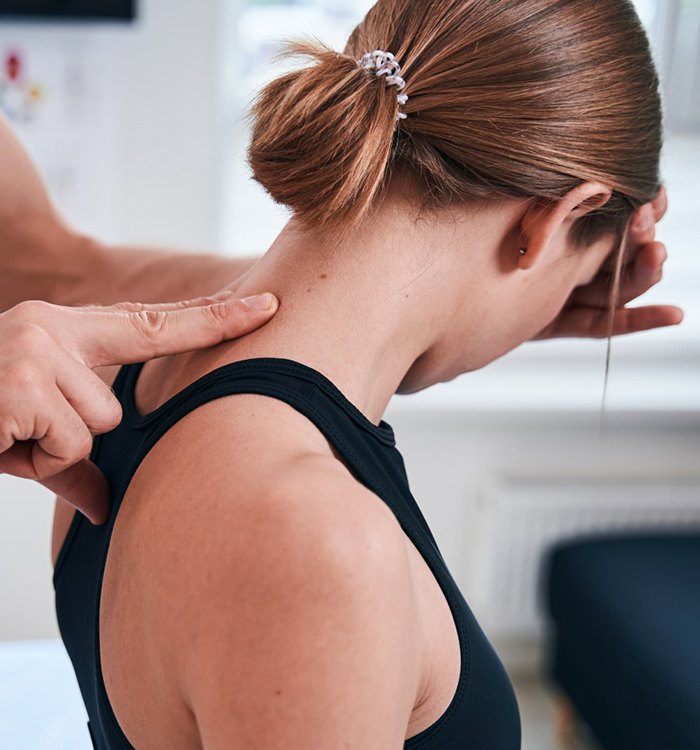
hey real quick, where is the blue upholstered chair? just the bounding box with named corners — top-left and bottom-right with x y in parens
top-left (545, 533), bottom-right (700, 750)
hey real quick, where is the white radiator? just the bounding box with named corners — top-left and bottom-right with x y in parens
top-left (471, 476), bottom-right (700, 641)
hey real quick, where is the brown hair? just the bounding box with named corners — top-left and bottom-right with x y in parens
top-left (248, 0), bottom-right (663, 393)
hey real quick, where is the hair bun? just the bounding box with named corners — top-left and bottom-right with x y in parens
top-left (248, 41), bottom-right (400, 235)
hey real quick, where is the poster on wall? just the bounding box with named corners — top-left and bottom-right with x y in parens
top-left (0, 31), bottom-right (120, 240)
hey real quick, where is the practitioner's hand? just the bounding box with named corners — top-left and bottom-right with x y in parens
top-left (0, 291), bottom-right (278, 524)
top-left (532, 186), bottom-right (684, 340)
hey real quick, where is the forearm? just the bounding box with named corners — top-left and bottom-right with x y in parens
top-left (0, 112), bottom-right (258, 310)
top-left (0, 221), bottom-right (82, 311)
top-left (0, 225), bottom-right (258, 311)
top-left (71, 237), bottom-right (257, 306)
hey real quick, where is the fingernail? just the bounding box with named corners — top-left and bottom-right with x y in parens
top-left (240, 293), bottom-right (276, 311)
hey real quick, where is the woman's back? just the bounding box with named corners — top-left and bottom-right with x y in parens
top-left (52, 352), bottom-right (521, 748)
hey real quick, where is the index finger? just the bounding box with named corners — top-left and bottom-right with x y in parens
top-left (59, 293), bottom-right (279, 368)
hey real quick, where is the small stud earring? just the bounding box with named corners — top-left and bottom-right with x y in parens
top-left (519, 247), bottom-right (528, 256)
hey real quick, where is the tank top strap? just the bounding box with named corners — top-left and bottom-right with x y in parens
top-left (112, 364), bottom-right (137, 402)
top-left (117, 358), bottom-right (443, 558)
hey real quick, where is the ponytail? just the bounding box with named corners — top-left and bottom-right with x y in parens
top-left (248, 41), bottom-right (401, 234)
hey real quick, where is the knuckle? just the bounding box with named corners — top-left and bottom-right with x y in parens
top-left (0, 414), bottom-right (20, 447)
top-left (7, 321), bottom-right (52, 356)
top-left (201, 301), bottom-right (233, 326)
top-left (60, 431), bottom-right (94, 469)
top-left (4, 357), bottom-right (47, 398)
top-left (130, 309), bottom-right (169, 342)
top-left (8, 299), bottom-right (54, 323)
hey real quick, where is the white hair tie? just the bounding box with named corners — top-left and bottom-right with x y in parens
top-left (358, 50), bottom-right (409, 121)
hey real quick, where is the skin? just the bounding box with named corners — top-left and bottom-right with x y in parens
top-left (0, 114), bottom-right (683, 746)
top-left (0, 291), bottom-right (278, 522)
top-left (0, 111), bottom-right (280, 520)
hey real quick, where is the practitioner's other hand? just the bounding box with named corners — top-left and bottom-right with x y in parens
top-left (0, 291), bottom-right (278, 524)
top-left (532, 185), bottom-right (685, 340)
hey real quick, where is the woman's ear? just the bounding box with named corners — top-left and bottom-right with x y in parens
top-left (518, 181), bottom-right (612, 269)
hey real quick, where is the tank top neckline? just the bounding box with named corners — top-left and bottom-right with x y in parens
top-left (122, 356), bottom-right (397, 446)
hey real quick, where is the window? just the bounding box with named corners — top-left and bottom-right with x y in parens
top-left (219, 0), bottom-right (699, 411)
top-left (219, 0), bottom-right (374, 253)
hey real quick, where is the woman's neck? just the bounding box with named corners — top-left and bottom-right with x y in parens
top-left (212, 233), bottom-right (433, 422)
top-left (187, 194), bottom-right (513, 424)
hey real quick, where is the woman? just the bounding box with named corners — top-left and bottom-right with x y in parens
top-left (51, 0), bottom-right (682, 748)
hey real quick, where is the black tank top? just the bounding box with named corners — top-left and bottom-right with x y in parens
top-left (53, 358), bottom-right (521, 749)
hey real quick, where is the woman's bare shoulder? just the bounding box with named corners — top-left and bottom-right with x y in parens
top-left (134, 390), bottom-right (405, 556)
top-left (101, 393), bottom-right (422, 746)
top-left (122, 390), bottom-right (409, 591)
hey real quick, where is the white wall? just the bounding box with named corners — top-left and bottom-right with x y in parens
top-left (111, 0), bottom-right (223, 249)
top-left (384, 406), bottom-right (700, 670)
top-left (0, 0), bottom-right (223, 249)
top-left (0, 480), bottom-right (57, 640)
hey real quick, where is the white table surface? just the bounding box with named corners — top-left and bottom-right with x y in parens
top-left (0, 640), bottom-right (91, 750)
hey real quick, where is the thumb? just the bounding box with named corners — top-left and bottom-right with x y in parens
top-left (38, 459), bottom-right (111, 526)
top-left (67, 292), bottom-right (279, 368)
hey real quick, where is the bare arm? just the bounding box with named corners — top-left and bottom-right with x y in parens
top-left (0, 112), bottom-right (257, 311)
top-left (133, 424), bottom-right (424, 749)
top-left (59, 236), bottom-right (257, 307)
top-left (184, 479), bottom-right (421, 749)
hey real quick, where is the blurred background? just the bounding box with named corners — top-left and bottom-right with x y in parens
top-left (0, 1), bottom-right (698, 749)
